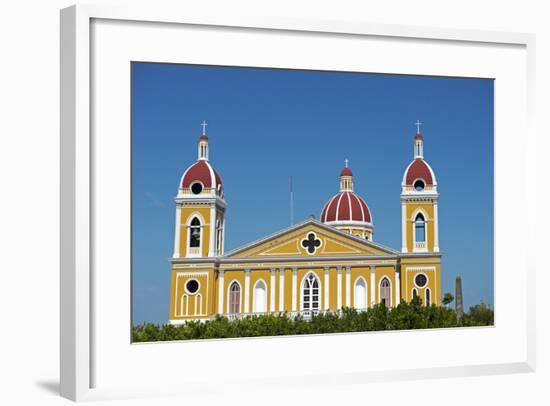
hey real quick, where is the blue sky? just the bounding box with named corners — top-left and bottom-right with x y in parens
top-left (131, 63), bottom-right (494, 325)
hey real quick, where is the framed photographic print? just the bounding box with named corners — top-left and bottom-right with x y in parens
top-left (60, 4), bottom-right (536, 402)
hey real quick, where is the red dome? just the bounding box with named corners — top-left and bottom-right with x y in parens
top-left (340, 167), bottom-right (353, 177)
top-left (181, 160), bottom-right (223, 190)
top-left (415, 133), bottom-right (423, 140)
top-left (403, 159), bottom-right (435, 185)
top-left (199, 135), bottom-right (209, 141)
top-left (321, 191), bottom-right (372, 223)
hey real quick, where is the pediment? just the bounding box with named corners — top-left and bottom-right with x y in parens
top-left (224, 219), bottom-right (398, 259)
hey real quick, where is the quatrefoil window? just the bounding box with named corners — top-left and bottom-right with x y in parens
top-left (301, 232), bottom-right (322, 254)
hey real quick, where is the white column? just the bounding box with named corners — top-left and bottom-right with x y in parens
top-left (337, 266), bottom-right (342, 311)
top-left (395, 266), bottom-right (401, 306)
top-left (208, 206), bottom-right (216, 257)
top-left (324, 266), bottom-right (330, 311)
top-left (173, 204), bottom-right (181, 258)
top-left (218, 270), bottom-right (225, 314)
top-left (270, 268), bottom-right (276, 312)
top-left (433, 201), bottom-right (439, 252)
top-left (345, 266), bottom-right (351, 308)
top-left (291, 268), bottom-right (298, 312)
top-left (279, 268), bottom-right (285, 312)
top-left (244, 269), bottom-right (250, 314)
top-left (401, 201), bottom-right (407, 253)
top-left (370, 265), bottom-right (376, 306)
top-left (220, 217), bottom-right (226, 255)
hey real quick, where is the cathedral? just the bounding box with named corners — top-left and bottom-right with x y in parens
top-left (168, 125), bottom-right (441, 323)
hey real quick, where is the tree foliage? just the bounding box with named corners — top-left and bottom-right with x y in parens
top-left (132, 299), bottom-right (494, 342)
top-left (442, 292), bottom-right (454, 306)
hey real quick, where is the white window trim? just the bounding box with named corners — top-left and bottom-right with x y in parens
top-left (412, 288), bottom-right (419, 301)
top-left (378, 276), bottom-right (392, 308)
top-left (413, 272), bottom-right (430, 289)
top-left (184, 278), bottom-right (201, 295)
top-left (300, 271), bottom-right (322, 311)
top-left (412, 209), bottom-right (429, 253)
top-left (300, 231), bottom-right (323, 255)
top-left (353, 276), bottom-right (368, 310)
top-left (226, 279), bottom-right (242, 315)
top-left (252, 279), bottom-right (267, 314)
top-left (189, 180), bottom-right (205, 195)
top-left (425, 288), bottom-right (432, 306)
top-left (186, 214), bottom-right (204, 258)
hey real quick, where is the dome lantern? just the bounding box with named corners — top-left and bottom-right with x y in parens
top-left (321, 162), bottom-right (373, 240)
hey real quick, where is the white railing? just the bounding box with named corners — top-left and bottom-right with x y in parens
top-left (414, 241), bottom-right (426, 250)
top-left (187, 247), bottom-right (201, 256)
top-left (224, 308), bottom-right (370, 321)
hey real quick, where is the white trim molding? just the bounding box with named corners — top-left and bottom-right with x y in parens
top-left (270, 268), bottom-right (276, 312)
top-left (401, 202), bottom-right (407, 253)
top-left (345, 265), bottom-right (351, 308)
top-left (324, 266), bottom-right (330, 311)
top-left (370, 265), bottom-right (376, 306)
top-left (378, 276), bottom-right (393, 308)
top-left (226, 279), bottom-right (243, 315)
top-left (353, 276), bottom-right (368, 309)
top-left (299, 271), bottom-right (322, 312)
top-left (337, 266), bottom-right (342, 310)
top-left (217, 270), bottom-right (225, 314)
top-left (244, 269), bottom-right (251, 314)
top-left (252, 278), bottom-right (268, 313)
top-left (279, 268), bottom-right (285, 312)
top-left (395, 266), bottom-right (401, 306)
top-left (173, 203), bottom-right (182, 258)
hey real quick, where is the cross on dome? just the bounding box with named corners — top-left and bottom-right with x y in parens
top-left (201, 120), bottom-right (208, 135)
top-left (345, 158), bottom-right (348, 168)
top-left (415, 120), bottom-right (422, 134)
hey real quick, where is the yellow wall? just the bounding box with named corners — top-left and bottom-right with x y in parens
top-left (401, 263), bottom-right (440, 305)
top-left (169, 259), bottom-right (440, 321)
top-left (169, 268), bottom-right (213, 320)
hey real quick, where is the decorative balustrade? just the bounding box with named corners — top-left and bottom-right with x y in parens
top-left (414, 241), bottom-right (426, 250)
top-left (225, 308), bottom-right (369, 321)
top-left (188, 247), bottom-right (201, 256)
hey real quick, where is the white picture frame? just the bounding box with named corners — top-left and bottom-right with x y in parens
top-left (60, 4), bottom-right (536, 402)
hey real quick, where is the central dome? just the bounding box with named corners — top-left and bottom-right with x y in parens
top-left (320, 162), bottom-right (373, 240)
top-left (321, 191), bottom-right (371, 223)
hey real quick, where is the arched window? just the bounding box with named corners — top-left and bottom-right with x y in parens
top-left (189, 217), bottom-right (201, 248)
top-left (425, 288), bottom-right (431, 306)
top-left (414, 213), bottom-right (426, 243)
top-left (195, 293), bottom-right (202, 315)
top-left (302, 273), bottom-right (320, 311)
top-left (354, 278), bottom-right (367, 310)
top-left (380, 278), bottom-right (391, 307)
top-left (229, 282), bottom-right (240, 314)
top-left (412, 288), bottom-right (418, 301)
top-left (253, 280), bottom-right (267, 313)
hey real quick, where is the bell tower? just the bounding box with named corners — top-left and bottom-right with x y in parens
top-left (401, 122), bottom-right (439, 253)
top-left (173, 122), bottom-right (226, 258)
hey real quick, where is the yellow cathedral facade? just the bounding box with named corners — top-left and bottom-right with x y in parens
top-left (169, 125), bottom-right (441, 323)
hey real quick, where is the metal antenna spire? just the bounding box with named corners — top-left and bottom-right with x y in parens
top-left (290, 176), bottom-right (294, 226)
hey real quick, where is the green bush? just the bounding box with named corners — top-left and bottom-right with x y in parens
top-left (132, 299), bottom-right (493, 342)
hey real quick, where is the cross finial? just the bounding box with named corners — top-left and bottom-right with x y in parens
top-left (415, 120), bottom-right (422, 134)
top-left (200, 120), bottom-right (208, 135)
top-left (344, 158), bottom-right (348, 168)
